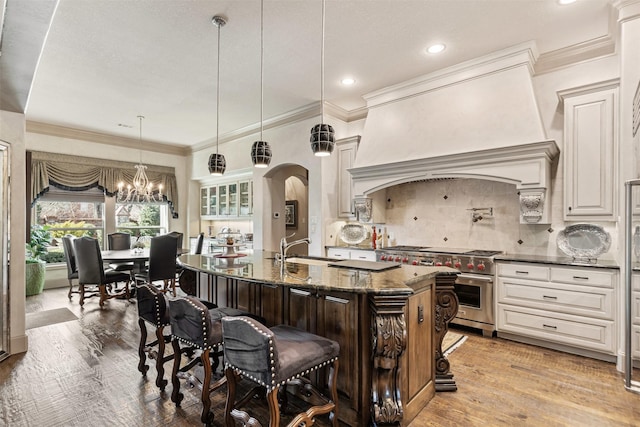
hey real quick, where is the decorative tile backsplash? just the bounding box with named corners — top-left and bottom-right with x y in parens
top-left (354, 179), bottom-right (617, 259)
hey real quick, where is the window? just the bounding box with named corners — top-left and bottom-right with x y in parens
top-left (33, 186), bottom-right (170, 262)
top-left (115, 203), bottom-right (168, 248)
top-left (34, 187), bottom-right (105, 263)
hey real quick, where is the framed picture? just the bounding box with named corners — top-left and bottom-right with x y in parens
top-left (285, 200), bottom-right (298, 228)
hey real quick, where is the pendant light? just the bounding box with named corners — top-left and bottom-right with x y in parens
top-left (208, 15), bottom-right (227, 176)
top-left (310, 0), bottom-right (334, 157)
top-left (251, 0), bottom-right (272, 168)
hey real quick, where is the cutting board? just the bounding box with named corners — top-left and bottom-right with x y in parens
top-left (328, 260), bottom-right (402, 271)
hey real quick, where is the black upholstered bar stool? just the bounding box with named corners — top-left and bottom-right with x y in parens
top-left (136, 283), bottom-right (218, 391)
top-left (222, 316), bottom-right (340, 427)
top-left (168, 296), bottom-right (260, 426)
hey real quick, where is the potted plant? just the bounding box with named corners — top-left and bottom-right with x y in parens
top-left (25, 224), bottom-right (52, 296)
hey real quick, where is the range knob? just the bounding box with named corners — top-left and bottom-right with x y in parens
top-left (454, 261), bottom-right (462, 269)
top-left (380, 255), bottom-right (386, 261)
top-left (477, 262), bottom-right (486, 271)
top-left (412, 260), bottom-right (418, 266)
top-left (467, 261), bottom-right (475, 270)
top-left (395, 256), bottom-right (402, 262)
top-left (402, 257), bottom-right (409, 263)
top-left (435, 261), bottom-right (443, 267)
top-left (444, 259), bottom-right (452, 267)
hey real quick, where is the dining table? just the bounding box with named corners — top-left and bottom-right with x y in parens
top-left (101, 248), bottom-right (189, 274)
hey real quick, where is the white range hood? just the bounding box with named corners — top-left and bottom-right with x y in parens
top-left (349, 42), bottom-right (559, 224)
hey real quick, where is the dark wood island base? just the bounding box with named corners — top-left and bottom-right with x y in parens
top-left (179, 252), bottom-right (459, 426)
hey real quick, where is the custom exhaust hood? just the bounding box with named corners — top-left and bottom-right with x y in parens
top-left (349, 42), bottom-right (559, 224)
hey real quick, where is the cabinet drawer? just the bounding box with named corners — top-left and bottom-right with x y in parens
top-left (327, 248), bottom-right (350, 259)
top-left (497, 263), bottom-right (549, 281)
top-left (350, 250), bottom-right (376, 261)
top-left (634, 325), bottom-right (640, 360)
top-left (497, 305), bottom-right (615, 354)
top-left (634, 290), bottom-right (640, 325)
top-left (498, 278), bottom-right (614, 319)
top-left (550, 267), bottom-right (614, 288)
top-left (634, 274), bottom-right (640, 291)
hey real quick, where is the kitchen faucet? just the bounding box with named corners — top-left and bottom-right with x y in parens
top-left (276, 232), bottom-right (311, 263)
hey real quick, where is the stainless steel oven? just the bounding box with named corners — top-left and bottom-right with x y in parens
top-left (378, 246), bottom-right (500, 337)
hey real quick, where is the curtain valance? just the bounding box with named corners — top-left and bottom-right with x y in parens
top-left (30, 151), bottom-right (179, 217)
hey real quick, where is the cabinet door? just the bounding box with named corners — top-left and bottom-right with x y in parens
top-left (200, 187), bottom-right (209, 216)
top-left (562, 84), bottom-right (618, 220)
top-left (336, 136), bottom-right (360, 218)
top-left (228, 183), bottom-right (238, 216)
top-left (286, 288), bottom-right (316, 332)
top-left (239, 180), bottom-right (252, 216)
top-left (257, 283), bottom-right (283, 327)
top-left (317, 292), bottom-right (358, 406)
top-left (208, 186), bottom-right (217, 217)
top-left (218, 184), bottom-right (228, 216)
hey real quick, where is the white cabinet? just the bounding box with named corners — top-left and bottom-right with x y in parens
top-left (559, 80), bottom-right (619, 221)
top-left (336, 136), bottom-right (360, 218)
top-left (497, 261), bottom-right (617, 357)
top-left (327, 247), bottom-right (376, 261)
top-left (201, 179), bottom-right (250, 219)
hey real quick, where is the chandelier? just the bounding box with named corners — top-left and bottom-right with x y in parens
top-left (117, 116), bottom-right (163, 203)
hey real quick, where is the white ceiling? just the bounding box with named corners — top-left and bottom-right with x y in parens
top-left (6, 0), bottom-right (615, 150)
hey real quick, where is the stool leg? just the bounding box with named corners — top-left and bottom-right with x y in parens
top-left (224, 368), bottom-right (238, 427)
top-left (79, 284), bottom-right (85, 306)
top-left (137, 318), bottom-right (149, 375)
top-left (171, 340), bottom-right (184, 406)
top-left (200, 348), bottom-right (214, 425)
top-left (155, 325), bottom-right (168, 391)
top-left (329, 360), bottom-right (339, 427)
top-left (267, 385), bottom-right (281, 427)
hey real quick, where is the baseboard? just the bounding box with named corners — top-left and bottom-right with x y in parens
top-left (10, 334), bottom-right (28, 354)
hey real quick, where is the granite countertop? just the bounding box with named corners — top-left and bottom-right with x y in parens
top-left (178, 250), bottom-right (458, 295)
top-left (495, 253), bottom-right (619, 270)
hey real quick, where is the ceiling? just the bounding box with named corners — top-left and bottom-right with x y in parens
top-left (1, 0), bottom-right (614, 151)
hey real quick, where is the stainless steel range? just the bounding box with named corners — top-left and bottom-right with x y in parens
top-left (377, 246), bottom-right (501, 337)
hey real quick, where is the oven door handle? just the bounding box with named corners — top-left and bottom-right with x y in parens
top-left (457, 273), bottom-right (493, 282)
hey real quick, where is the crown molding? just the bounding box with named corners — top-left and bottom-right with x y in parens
top-left (534, 35), bottom-right (616, 75)
top-left (26, 121), bottom-right (189, 156)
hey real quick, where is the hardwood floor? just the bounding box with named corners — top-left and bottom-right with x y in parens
top-left (1, 287), bottom-right (639, 426)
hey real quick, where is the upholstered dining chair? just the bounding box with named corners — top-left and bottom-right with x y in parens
top-left (107, 232), bottom-right (135, 275)
top-left (135, 233), bottom-right (179, 296)
top-left (166, 231), bottom-right (184, 250)
top-left (61, 235), bottom-right (80, 300)
top-left (222, 316), bottom-right (340, 427)
top-left (74, 236), bottom-right (130, 307)
top-left (194, 232), bottom-right (205, 255)
top-left (168, 296), bottom-right (257, 426)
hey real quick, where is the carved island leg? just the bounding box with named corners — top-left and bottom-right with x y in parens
top-left (434, 273), bottom-right (459, 392)
top-left (369, 294), bottom-right (408, 426)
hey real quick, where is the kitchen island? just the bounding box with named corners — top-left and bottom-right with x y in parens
top-left (178, 251), bottom-right (459, 426)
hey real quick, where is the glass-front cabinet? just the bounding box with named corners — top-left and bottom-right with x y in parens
top-left (200, 178), bottom-right (251, 219)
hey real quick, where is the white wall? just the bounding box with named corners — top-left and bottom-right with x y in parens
top-left (1, 110), bottom-right (28, 354)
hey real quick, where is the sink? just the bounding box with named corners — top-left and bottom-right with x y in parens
top-left (286, 257), bottom-right (337, 266)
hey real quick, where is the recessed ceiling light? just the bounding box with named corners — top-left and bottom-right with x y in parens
top-left (426, 43), bottom-right (446, 54)
top-left (341, 77), bottom-right (355, 86)
top-left (558, 0), bottom-right (576, 4)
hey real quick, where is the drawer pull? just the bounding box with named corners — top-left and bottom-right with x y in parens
top-left (515, 271), bottom-right (529, 275)
top-left (542, 295), bottom-right (557, 300)
top-left (542, 324), bottom-right (557, 330)
top-left (418, 305), bottom-right (424, 323)
top-left (573, 276), bottom-right (589, 281)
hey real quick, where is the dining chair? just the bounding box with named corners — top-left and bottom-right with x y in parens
top-left (222, 315), bottom-right (340, 427)
top-left (61, 235), bottom-right (80, 300)
top-left (194, 232), bottom-right (205, 255)
top-left (168, 296), bottom-right (258, 426)
top-left (107, 232), bottom-right (135, 275)
top-left (74, 236), bottom-right (130, 307)
top-left (166, 231), bottom-right (184, 250)
top-left (135, 233), bottom-right (179, 296)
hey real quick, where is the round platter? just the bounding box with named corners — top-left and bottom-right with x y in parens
top-left (340, 223), bottom-right (368, 245)
top-left (557, 224), bottom-right (611, 260)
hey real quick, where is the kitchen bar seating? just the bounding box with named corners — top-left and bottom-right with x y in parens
top-left (222, 315), bottom-right (340, 427)
top-left (135, 233), bottom-right (179, 296)
top-left (168, 296), bottom-right (258, 426)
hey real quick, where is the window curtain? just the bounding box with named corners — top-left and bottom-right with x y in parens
top-left (30, 151), bottom-right (179, 218)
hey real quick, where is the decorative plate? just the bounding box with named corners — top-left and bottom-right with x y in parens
top-left (557, 224), bottom-right (611, 260)
top-left (340, 223), bottom-right (369, 245)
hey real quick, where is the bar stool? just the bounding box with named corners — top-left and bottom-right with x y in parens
top-left (222, 315), bottom-right (340, 427)
top-left (168, 296), bottom-right (262, 426)
top-left (137, 283), bottom-right (219, 391)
